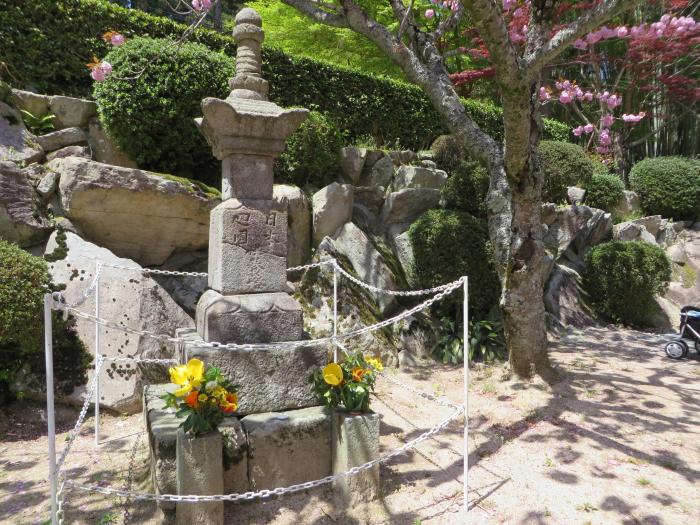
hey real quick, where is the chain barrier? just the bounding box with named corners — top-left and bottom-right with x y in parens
top-left (101, 356), bottom-right (177, 364)
top-left (56, 355), bottom-right (104, 471)
top-left (62, 404), bottom-right (463, 503)
top-left (379, 373), bottom-right (462, 410)
top-left (60, 262), bottom-right (103, 309)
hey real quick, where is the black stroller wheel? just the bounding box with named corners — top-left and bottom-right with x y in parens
top-left (665, 341), bottom-right (688, 359)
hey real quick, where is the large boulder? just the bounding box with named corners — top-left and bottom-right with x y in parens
top-left (380, 188), bottom-right (440, 226)
top-left (613, 190), bottom-right (641, 216)
top-left (329, 222), bottom-right (398, 314)
top-left (10, 89), bottom-right (50, 118)
top-left (46, 231), bottom-right (194, 413)
top-left (0, 161), bottom-right (51, 246)
top-left (388, 229), bottom-right (418, 287)
top-left (612, 215), bottom-right (680, 247)
top-left (0, 101), bottom-right (44, 165)
top-left (49, 156), bottom-right (217, 265)
top-left (393, 165), bottom-right (447, 191)
top-left (352, 185), bottom-right (385, 234)
top-left (86, 117), bottom-right (137, 169)
top-left (364, 154), bottom-right (394, 188)
top-left (543, 205), bottom-right (612, 264)
top-left (339, 146), bottom-right (366, 184)
top-left (48, 95), bottom-right (97, 129)
top-left (544, 263), bottom-right (597, 330)
top-left (273, 184), bottom-right (311, 267)
top-left (566, 186), bottom-right (586, 205)
top-left (312, 182), bottom-right (353, 246)
top-left (35, 127), bottom-right (87, 153)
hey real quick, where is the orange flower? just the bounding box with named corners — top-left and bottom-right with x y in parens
top-left (351, 367), bottom-right (365, 382)
top-left (226, 392), bottom-right (238, 404)
top-left (185, 390), bottom-right (199, 408)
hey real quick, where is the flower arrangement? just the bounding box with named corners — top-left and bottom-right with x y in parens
top-left (311, 353), bottom-right (383, 413)
top-left (162, 358), bottom-right (238, 435)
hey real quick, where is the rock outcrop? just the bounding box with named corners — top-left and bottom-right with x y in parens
top-left (312, 182), bottom-right (353, 246)
top-left (0, 101), bottom-right (44, 165)
top-left (0, 161), bottom-right (51, 246)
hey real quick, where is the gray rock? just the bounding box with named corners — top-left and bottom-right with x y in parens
top-left (544, 263), bottom-right (597, 330)
top-left (10, 89), bottom-right (50, 118)
top-left (176, 428), bottom-right (224, 525)
top-left (242, 407), bottom-right (331, 490)
top-left (614, 190), bottom-right (641, 216)
top-left (380, 188), bottom-right (440, 225)
top-left (35, 127), bottom-right (86, 152)
top-left (208, 198), bottom-right (287, 295)
top-left (567, 186), bottom-right (586, 205)
top-left (393, 165), bottom-right (447, 191)
top-left (50, 156), bottom-right (216, 266)
top-left (36, 171), bottom-right (59, 200)
top-left (541, 203), bottom-right (557, 226)
top-left (366, 154), bottom-right (394, 188)
top-left (339, 146), bottom-right (366, 184)
top-left (543, 205), bottom-right (612, 262)
top-left (390, 229), bottom-right (418, 287)
top-left (0, 101), bottom-right (44, 165)
top-left (667, 243), bottom-right (687, 265)
top-left (196, 289), bottom-right (303, 345)
top-left (419, 159), bottom-right (438, 169)
top-left (47, 231), bottom-right (194, 413)
top-left (613, 216), bottom-right (679, 247)
top-left (86, 117), bottom-right (137, 168)
top-left (352, 186), bottom-right (384, 234)
top-left (48, 95), bottom-right (97, 129)
top-left (273, 184), bottom-right (311, 267)
top-left (331, 222), bottom-right (397, 314)
top-left (363, 150), bottom-right (385, 168)
top-left (220, 418), bottom-right (249, 494)
top-left (46, 145), bottom-right (91, 162)
top-left (181, 329), bottom-right (325, 415)
top-left (312, 182), bottom-right (353, 246)
top-left (0, 160), bottom-right (51, 246)
top-left (332, 412), bottom-right (380, 505)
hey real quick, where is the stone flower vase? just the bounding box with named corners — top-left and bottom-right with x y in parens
top-left (176, 428), bottom-right (224, 525)
top-left (331, 410), bottom-right (380, 504)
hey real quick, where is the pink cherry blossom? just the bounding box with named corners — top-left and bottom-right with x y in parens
top-left (539, 87), bottom-right (550, 101)
top-left (599, 131), bottom-right (612, 146)
top-left (616, 26), bottom-right (628, 38)
top-left (425, 9), bottom-right (435, 19)
top-left (111, 33), bottom-right (125, 47)
top-left (559, 90), bottom-right (574, 104)
top-left (90, 61), bottom-right (112, 82)
top-left (192, 0), bottom-right (211, 12)
top-left (572, 126), bottom-right (584, 137)
top-left (583, 91), bottom-right (594, 102)
top-left (583, 123), bottom-right (594, 134)
top-left (601, 114), bottom-right (614, 127)
top-left (573, 39), bottom-right (588, 50)
top-left (622, 112), bottom-right (646, 123)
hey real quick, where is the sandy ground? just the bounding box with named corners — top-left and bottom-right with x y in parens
top-left (1, 326), bottom-right (699, 525)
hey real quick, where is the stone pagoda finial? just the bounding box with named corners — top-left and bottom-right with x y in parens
top-left (228, 8), bottom-right (269, 101)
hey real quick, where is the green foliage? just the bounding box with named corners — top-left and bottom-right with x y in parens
top-left (93, 36), bottom-right (234, 182)
top-left (432, 309), bottom-right (506, 365)
top-left (431, 317), bottom-right (465, 364)
top-left (19, 109), bottom-right (56, 135)
top-left (274, 111), bottom-right (343, 188)
top-left (584, 173), bottom-right (625, 212)
top-left (629, 157), bottom-right (700, 221)
top-left (408, 209), bottom-right (500, 319)
top-left (584, 241), bottom-right (671, 326)
top-left (0, 240), bottom-right (91, 404)
top-left (0, 0), bottom-right (569, 151)
top-left (442, 160), bottom-right (490, 218)
top-left (538, 141), bottom-right (598, 203)
top-left (431, 135), bottom-right (467, 172)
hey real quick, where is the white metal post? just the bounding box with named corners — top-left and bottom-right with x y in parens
top-left (44, 293), bottom-right (58, 525)
top-left (463, 277), bottom-right (469, 514)
top-left (332, 261), bottom-right (339, 363)
top-left (94, 266), bottom-right (101, 447)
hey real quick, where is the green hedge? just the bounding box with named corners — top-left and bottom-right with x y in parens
top-left (442, 160), bottom-right (490, 218)
top-left (0, 240), bottom-right (91, 404)
top-left (538, 141), bottom-right (598, 203)
top-left (585, 173), bottom-right (625, 212)
top-left (0, 0), bottom-right (569, 151)
top-left (629, 157), bottom-right (700, 221)
top-left (584, 241), bottom-right (671, 326)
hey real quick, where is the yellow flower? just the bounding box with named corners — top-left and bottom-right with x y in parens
top-left (169, 358), bottom-right (205, 397)
top-left (365, 357), bottom-right (383, 371)
top-left (322, 363), bottom-right (343, 386)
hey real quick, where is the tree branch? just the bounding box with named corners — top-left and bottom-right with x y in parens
top-left (463, 0), bottom-right (521, 76)
top-left (525, 0), bottom-right (638, 76)
top-left (281, 0), bottom-right (348, 27)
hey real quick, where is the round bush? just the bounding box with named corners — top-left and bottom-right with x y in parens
top-left (274, 111), bottom-right (343, 188)
top-left (538, 141), bottom-right (597, 203)
top-left (442, 160), bottom-right (490, 218)
top-left (94, 37), bottom-right (235, 184)
top-left (0, 240), bottom-right (91, 404)
top-left (585, 173), bottom-right (625, 211)
top-left (431, 135), bottom-right (467, 172)
top-left (408, 209), bottom-right (500, 318)
top-left (629, 157), bottom-right (700, 221)
top-left (584, 241), bottom-right (671, 326)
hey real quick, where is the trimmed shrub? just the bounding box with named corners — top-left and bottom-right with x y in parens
top-left (0, 0), bottom-right (570, 151)
top-left (442, 160), bottom-right (490, 218)
top-left (538, 141), bottom-right (598, 203)
top-left (431, 135), bottom-right (467, 172)
top-left (274, 111), bottom-right (343, 188)
top-left (629, 157), bottom-right (700, 221)
top-left (408, 209), bottom-right (500, 318)
top-left (0, 241), bottom-right (91, 404)
top-left (585, 173), bottom-right (625, 212)
top-left (93, 37), bottom-right (234, 182)
top-left (584, 241), bottom-right (671, 326)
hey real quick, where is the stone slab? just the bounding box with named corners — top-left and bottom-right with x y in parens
top-left (312, 183), bottom-right (353, 246)
top-left (242, 406), bottom-right (331, 490)
top-left (181, 329), bottom-right (326, 415)
top-left (208, 198), bottom-right (288, 295)
top-left (177, 428), bottom-right (224, 525)
top-left (35, 127), bottom-right (87, 152)
top-left (332, 411), bottom-right (380, 504)
top-left (221, 154), bottom-right (274, 200)
top-left (220, 418), bottom-right (250, 494)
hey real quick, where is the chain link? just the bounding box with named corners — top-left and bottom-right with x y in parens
top-left (60, 262), bottom-right (103, 309)
top-left (101, 356), bottom-right (177, 364)
top-left (380, 373), bottom-right (462, 410)
top-left (62, 405), bottom-right (463, 503)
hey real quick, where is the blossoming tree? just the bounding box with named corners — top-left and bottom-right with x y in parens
top-left (279, 0), bottom-right (648, 379)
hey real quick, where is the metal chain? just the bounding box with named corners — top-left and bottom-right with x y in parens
top-left (56, 481), bottom-right (65, 525)
top-left (98, 261), bottom-right (208, 278)
top-left (62, 405), bottom-right (463, 503)
top-left (61, 262), bottom-right (103, 309)
top-left (380, 373), bottom-right (462, 410)
top-left (101, 356), bottom-right (177, 364)
top-left (56, 356), bottom-right (104, 472)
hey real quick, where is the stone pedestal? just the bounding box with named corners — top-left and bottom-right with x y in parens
top-left (332, 412), bottom-right (381, 504)
top-left (176, 429), bottom-right (224, 525)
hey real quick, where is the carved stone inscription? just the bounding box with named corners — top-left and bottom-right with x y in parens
top-left (222, 202), bottom-right (286, 257)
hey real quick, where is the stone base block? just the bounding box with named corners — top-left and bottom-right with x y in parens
top-left (332, 411), bottom-right (380, 504)
top-left (181, 331), bottom-right (327, 415)
top-left (242, 406), bottom-right (331, 490)
top-left (177, 428), bottom-right (224, 525)
top-left (196, 289), bottom-right (303, 344)
top-left (208, 198), bottom-right (287, 294)
top-left (220, 418), bottom-right (249, 495)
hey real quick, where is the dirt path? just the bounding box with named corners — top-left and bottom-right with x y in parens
top-left (1, 327), bottom-right (698, 525)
